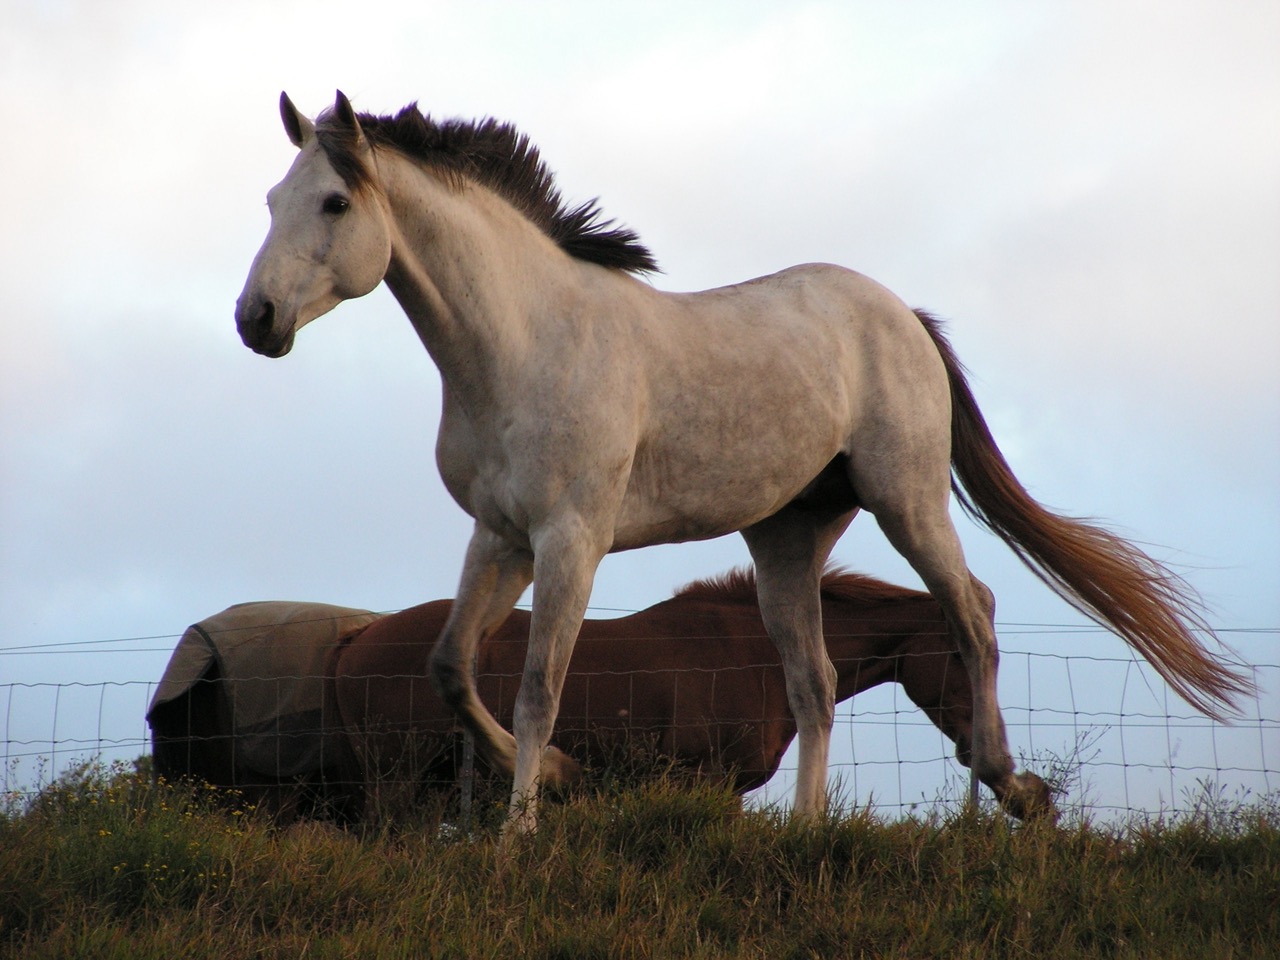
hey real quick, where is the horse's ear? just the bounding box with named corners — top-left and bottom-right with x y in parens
top-left (333, 90), bottom-right (368, 149)
top-left (279, 92), bottom-right (314, 148)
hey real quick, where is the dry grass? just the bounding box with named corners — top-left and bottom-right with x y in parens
top-left (2, 760), bottom-right (1276, 959)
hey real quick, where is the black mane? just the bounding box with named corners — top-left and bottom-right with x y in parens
top-left (316, 103), bottom-right (658, 275)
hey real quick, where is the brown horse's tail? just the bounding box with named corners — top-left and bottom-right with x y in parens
top-left (916, 310), bottom-right (1253, 720)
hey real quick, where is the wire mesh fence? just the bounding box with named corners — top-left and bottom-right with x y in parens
top-left (4, 644), bottom-right (1275, 822)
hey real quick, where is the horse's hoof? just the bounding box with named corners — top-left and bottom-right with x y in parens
top-left (540, 745), bottom-right (582, 786)
top-left (998, 770), bottom-right (1059, 823)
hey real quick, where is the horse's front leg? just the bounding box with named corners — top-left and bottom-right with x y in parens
top-left (505, 517), bottom-right (607, 838)
top-left (742, 505), bottom-right (855, 820)
top-left (429, 524), bottom-right (536, 778)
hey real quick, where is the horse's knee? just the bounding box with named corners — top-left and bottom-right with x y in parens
top-left (787, 667), bottom-right (836, 731)
top-left (513, 675), bottom-right (557, 745)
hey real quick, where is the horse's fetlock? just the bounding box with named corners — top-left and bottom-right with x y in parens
top-left (972, 751), bottom-right (1015, 786)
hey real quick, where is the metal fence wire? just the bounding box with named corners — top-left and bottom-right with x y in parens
top-left (3, 640), bottom-right (1276, 822)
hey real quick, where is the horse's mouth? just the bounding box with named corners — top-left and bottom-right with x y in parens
top-left (249, 332), bottom-right (295, 358)
top-left (236, 298), bottom-right (295, 358)
top-left (236, 320), bottom-right (295, 358)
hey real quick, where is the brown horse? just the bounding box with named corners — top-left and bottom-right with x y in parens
top-left (331, 568), bottom-right (1018, 822)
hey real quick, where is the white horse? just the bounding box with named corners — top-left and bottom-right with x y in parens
top-left (236, 92), bottom-right (1247, 836)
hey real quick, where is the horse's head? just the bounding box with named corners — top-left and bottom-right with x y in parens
top-left (235, 91), bottom-right (391, 358)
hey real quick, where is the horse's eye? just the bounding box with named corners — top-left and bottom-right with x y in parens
top-left (322, 194), bottom-right (350, 216)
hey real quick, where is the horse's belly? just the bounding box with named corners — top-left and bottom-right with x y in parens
top-left (609, 508), bottom-right (741, 550)
top-left (611, 447), bottom-right (843, 550)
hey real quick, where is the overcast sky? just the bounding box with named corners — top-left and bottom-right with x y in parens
top-left (2, 1), bottom-right (1276, 811)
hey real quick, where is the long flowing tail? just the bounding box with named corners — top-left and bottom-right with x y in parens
top-left (916, 310), bottom-right (1253, 720)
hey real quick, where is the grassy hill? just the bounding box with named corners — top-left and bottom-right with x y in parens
top-left (2, 760), bottom-right (1276, 959)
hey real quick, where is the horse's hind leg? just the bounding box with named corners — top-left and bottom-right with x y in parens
top-left (868, 500), bottom-right (1052, 818)
top-left (742, 504), bottom-right (856, 819)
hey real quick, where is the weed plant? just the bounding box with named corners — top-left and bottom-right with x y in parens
top-left (2, 759), bottom-right (1276, 959)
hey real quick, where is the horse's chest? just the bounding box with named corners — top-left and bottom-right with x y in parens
top-left (436, 394), bottom-right (638, 542)
top-left (434, 414), bottom-right (563, 547)
top-left (436, 442), bottom-right (529, 544)
top-left (435, 410), bottom-right (511, 520)
top-left (435, 430), bottom-right (479, 507)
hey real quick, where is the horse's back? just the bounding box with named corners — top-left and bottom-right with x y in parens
top-left (333, 599), bottom-right (457, 728)
top-left (664, 263), bottom-right (934, 359)
top-left (603, 264), bottom-right (952, 547)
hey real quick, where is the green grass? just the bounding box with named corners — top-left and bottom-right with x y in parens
top-left (2, 760), bottom-right (1276, 959)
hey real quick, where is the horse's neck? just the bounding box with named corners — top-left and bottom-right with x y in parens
top-left (824, 598), bottom-right (941, 699)
top-left (377, 156), bottom-right (583, 394)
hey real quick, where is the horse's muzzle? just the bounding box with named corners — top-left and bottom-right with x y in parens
top-left (236, 298), bottom-right (292, 357)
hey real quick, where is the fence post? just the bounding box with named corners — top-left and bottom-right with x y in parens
top-left (459, 730), bottom-right (475, 831)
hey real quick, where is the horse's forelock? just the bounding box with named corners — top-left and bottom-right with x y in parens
top-left (313, 108), bottom-right (378, 193)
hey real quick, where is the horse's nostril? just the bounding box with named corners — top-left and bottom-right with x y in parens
top-left (254, 301), bottom-right (275, 339)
